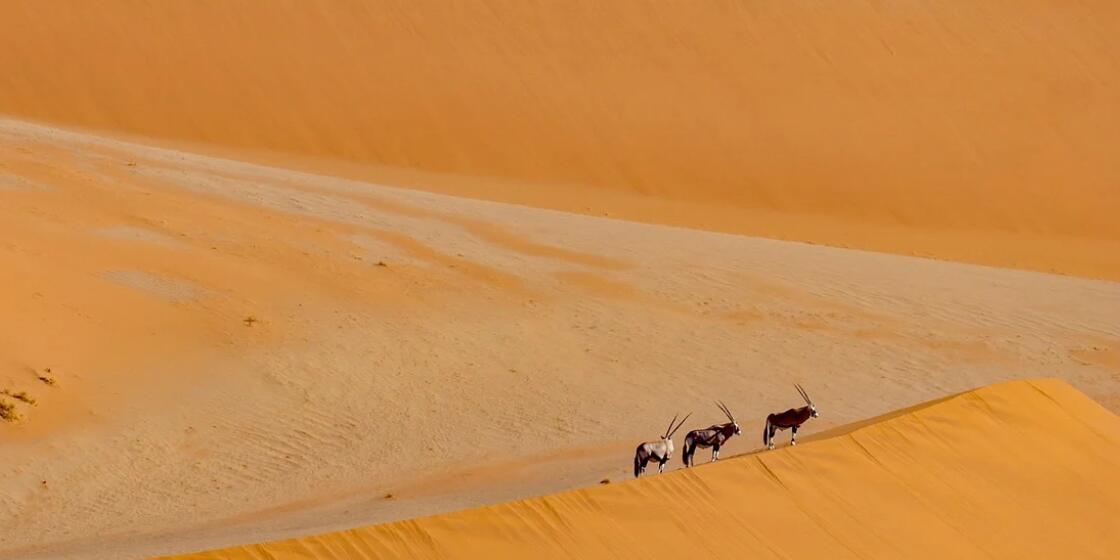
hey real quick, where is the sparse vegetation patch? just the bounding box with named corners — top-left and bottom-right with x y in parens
top-left (1, 390), bottom-right (36, 405)
top-left (0, 399), bottom-right (19, 422)
top-left (38, 368), bottom-right (57, 386)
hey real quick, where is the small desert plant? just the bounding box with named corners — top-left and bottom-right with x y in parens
top-left (243, 316), bottom-right (259, 327)
top-left (39, 368), bottom-right (57, 386)
top-left (5, 391), bottom-right (36, 405)
top-left (0, 399), bottom-right (19, 422)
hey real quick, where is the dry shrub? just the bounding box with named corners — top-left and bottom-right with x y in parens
top-left (4, 391), bottom-right (36, 405)
top-left (0, 399), bottom-right (18, 422)
top-left (39, 367), bottom-right (57, 386)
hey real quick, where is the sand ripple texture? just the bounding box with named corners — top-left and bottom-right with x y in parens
top-left (162, 379), bottom-right (1120, 560)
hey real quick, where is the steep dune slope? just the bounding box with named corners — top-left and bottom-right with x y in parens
top-left (162, 379), bottom-right (1120, 559)
top-left (2, 1), bottom-right (1118, 278)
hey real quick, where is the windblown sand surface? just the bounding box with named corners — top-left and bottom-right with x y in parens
top-left (1, 119), bottom-right (1118, 559)
top-left (1, 1), bottom-right (1118, 278)
top-left (2, 3), bottom-right (1120, 557)
top-left (160, 379), bottom-right (1120, 560)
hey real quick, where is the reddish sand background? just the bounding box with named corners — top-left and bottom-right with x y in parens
top-left (1, 1), bottom-right (1118, 278)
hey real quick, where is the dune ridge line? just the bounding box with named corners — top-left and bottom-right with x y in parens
top-left (159, 378), bottom-right (1120, 560)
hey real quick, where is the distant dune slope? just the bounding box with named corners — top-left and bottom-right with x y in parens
top-left (2, 1), bottom-right (1118, 278)
top-left (161, 379), bottom-right (1120, 560)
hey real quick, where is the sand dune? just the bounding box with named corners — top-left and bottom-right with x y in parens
top-left (159, 379), bottom-right (1120, 559)
top-left (2, 1), bottom-right (1118, 279)
top-left (3, 3), bottom-right (1119, 559)
top-left (1, 119), bottom-right (1118, 559)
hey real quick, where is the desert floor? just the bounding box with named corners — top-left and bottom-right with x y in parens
top-left (1, 118), bottom-right (1117, 559)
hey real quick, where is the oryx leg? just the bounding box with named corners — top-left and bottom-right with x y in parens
top-left (791, 425), bottom-right (799, 446)
top-left (767, 426), bottom-right (776, 450)
top-left (635, 453), bottom-right (651, 478)
top-left (711, 443), bottom-right (720, 462)
top-left (658, 458), bottom-right (668, 473)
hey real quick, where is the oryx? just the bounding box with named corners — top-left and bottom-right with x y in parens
top-left (763, 383), bottom-right (819, 449)
top-left (681, 401), bottom-right (741, 467)
top-left (633, 412), bottom-right (692, 477)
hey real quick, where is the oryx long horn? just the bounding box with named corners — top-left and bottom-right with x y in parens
top-left (717, 400), bottom-right (735, 422)
top-left (668, 412), bottom-right (692, 438)
top-left (664, 413), bottom-right (679, 438)
top-left (714, 400), bottom-right (728, 420)
top-left (795, 383), bottom-right (812, 406)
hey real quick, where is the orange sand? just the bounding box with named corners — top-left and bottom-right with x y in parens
top-left (161, 379), bottom-right (1120, 559)
top-left (1, 118), bottom-right (1118, 560)
top-left (2, 3), bottom-right (1120, 557)
top-left (1, 1), bottom-right (1118, 279)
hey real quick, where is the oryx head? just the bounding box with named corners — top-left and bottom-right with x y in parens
top-left (795, 383), bottom-right (818, 418)
top-left (715, 400), bottom-right (741, 435)
top-left (662, 412), bottom-right (692, 441)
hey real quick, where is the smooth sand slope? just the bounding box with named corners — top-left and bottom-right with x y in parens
top-left (1, 1), bottom-right (1118, 279)
top-left (1, 119), bottom-right (1118, 559)
top-left (162, 379), bottom-right (1120, 560)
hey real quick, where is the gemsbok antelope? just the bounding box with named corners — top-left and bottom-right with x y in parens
top-left (763, 383), bottom-right (819, 449)
top-left (633, 412), bottom-right (692, 477)
top-left (681, 401), bottom-right (742, 467)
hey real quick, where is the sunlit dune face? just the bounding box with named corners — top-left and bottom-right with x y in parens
top-left (1, 2), bottom-right (1118, 279)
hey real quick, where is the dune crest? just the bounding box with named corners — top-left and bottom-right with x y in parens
top-left (161, 379), bottom-right (1120, 559)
